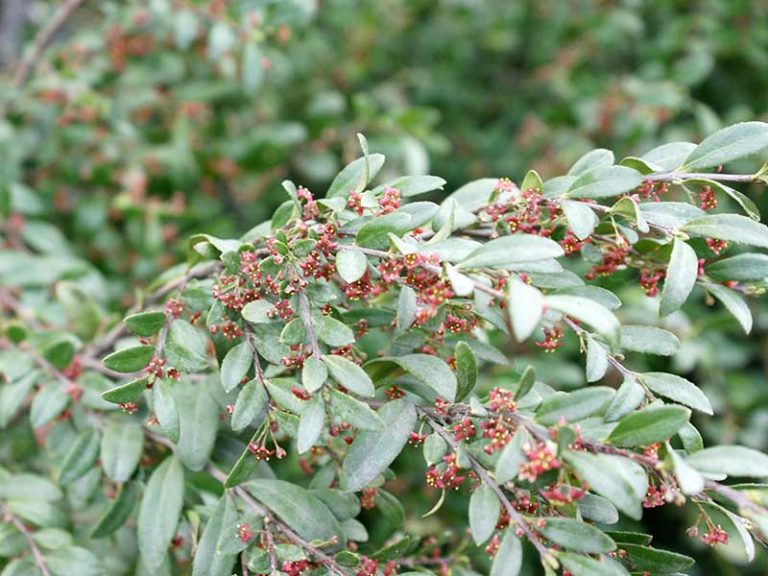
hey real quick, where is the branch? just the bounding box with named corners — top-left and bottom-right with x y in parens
top-left (1, 503), bottom-right (51, 576)
top-left (648, 172), bottom-right (759, 183)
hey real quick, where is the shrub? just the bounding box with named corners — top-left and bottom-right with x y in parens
top-left (3, 124), bottom-right (768, 575)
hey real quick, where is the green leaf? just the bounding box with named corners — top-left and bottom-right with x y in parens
top-left (30, 384), bottom-right (69, 429)
top-left (607, 406), bottom-right (690, 447)
top-left (683, 178), bottom-right (760, 220)
top-left (469, 484), bottom-right (500, 545)
top-left (336, 249), bottom-right (368, 283)
top-left (327, 153), bottom-right (385, 198)
top-left (191, 497), bottom-right (236, 576)
top-left (565, 166), bottom-right (644, 199)
top-left (535, 387), bottom-right (614, 426)
top-left (682, 213), bottom-right (768, 248)
top-left (154, 380), bottom-right (180, 442)
top-left (165, 320), bottom-right (208, 372)
top-left (703, 282), bottom-right (753, 333)
top-left (681, 121), bottom-right (768, 169)
top-left (490, 529), bottom-right (522, 576)
top-left (660, 239), bottom-right (698, 316)
top-left (508, 278), bottom-right (543, 342)
top-left (45, 546), bottom-right (103, 576)
top-left (620, 326), bottom-right (679, 356)
top-left (322, 354), bottom-right (375, 397)
top-left (558, 553), bottom-right (629, 576)
top-left (396, 286), bottom-right (417, 333)
top-left (246, 479), bottom-right (343, 546)
top-left (538, 517), bottom-right (615, 553)
top-left (604, 378), bottom-right (645, 422)
top-left (564, 451), bottom-right (648, 520)
top-left (454, 342), bottom-right (477, 401)
top-left (103, 345), bottom-right (155, 373)
top-left (138, 456), bottom-right (185, 573)
top-left (686, 446), bottom-right (768, 478)
top-left (341, 399), bottom-right (416, 492)
top-left (515, 365), bottom-right (536, 401)
top-left (366, 354), bottom-right (457, 402)
top-left (620, 543), bottom-right (694, 573)
top-left (585, 335), bottom-right (608, 383)
top-left (100, 418), bottom-right (144, 482)
top-left (457, 234), bottom-right (564, 269)
top-left (705, 253), bottom-right (768, 282)
top-left (125, 311), bottom-right (166, 337)
top-left (232, 379), bottom-right (268, 432)
top-left (91, 481), bottom-right (140, 538)
top-left (374, 175), bottom-right (446, 197)
top-left (0, 474), bottom-right (61, 502)
top-left (315, 315), bottom-right (355, 347)
top-left (302, 356), bottom-right (328, 393)
top-left (562, 200), bottom-right (599, 239)
top-left (101, 376), bottom-right (148, 404)
top-left (496, 430), bottom-right (527, 484)
top-left (356, 202), bottom-right (438, 248)
top-left (55, 282), bottom-right (100, 341)
top-left (568, 148), bottom-right (615, 176)
top-left (423, 433), bottom-right (448, 466)
top-left (220, 341), bottom-right (252, 392)
top-left (329, 388), bottom-right (384, 431)
top-left (640, 372), bottom-right (713, 415)
top-left (175, 384), bottom-right (219, 471)
top-left (669, 449), bottom-right (705, 495)
top-left (241, 300), bottom-right (276, 324)
top-left (298, 398), bottom-right (326, 454)
top-left (59, 429), bottom-right (100, 484)
top-left (578, 493), bottom-right (619, 525)
top-left (545, 295), bottom-right (620, 342)
top-left (641, 141), bottom-right (696, 171)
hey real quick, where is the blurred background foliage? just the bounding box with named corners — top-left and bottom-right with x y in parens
top-left (1, 1), bottom-right (768, 574)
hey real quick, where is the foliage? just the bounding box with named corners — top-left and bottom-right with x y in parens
top-left (3, 120), bottom-right (768, 575)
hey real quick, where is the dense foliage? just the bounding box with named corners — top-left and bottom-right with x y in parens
top-left (3, 2), bottom-right (768, 576)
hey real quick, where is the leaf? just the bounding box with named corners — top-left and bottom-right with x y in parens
top-left (565, 166), bottom-right (644, 199)
top-left (686, 446), bottom-right (768, 478)
top-left (220, 341), bottom-right (252, 393)
top-left (45, 546), bottom-right (103, 576)
top-left (191, 497), bottom-right (236, 576)
top-left (640, 372), bottom-right (713, 415)
top-left (706, 253), bottom-right (768, 282)
top-left (585, 335), bottom-right (609, 383)
top-left (91, 481), bottom-right (140, 538)
top-left (165, 320), bottom-right (209, 372)
top-left (232, 379), bottom-right (268, 431)
top-left (327, 153), bottom-right (385, 198)
top-left (682, 213), bottom-right (768, 248)
top-left (101, 376), bottom-right (148, 404)
top-left (681, 121), bottom-right (768, 169)
top-left (423, 433), bottom-right (448, 465)
top-left (683, 178), bottom-right (760, 220)
top-left (30, 384), bottom-right (69, 429)
top-left (241, 300), bottom-right (276, 324)
top-left (445, 264), bottom-right (474, 296)
top-left (366, 354), bottom-right (457, 402)
top-left (457, 234), bottom-right (564, 269)
top-left (55, 282), bottom-right (100, 341)
top-left (246, 479), bottom-right (343, 545)
top-left (538, 517), bottom-right (615, 553)
top-left (138, 456), bottom-right (185, 573)
top-left (535, 387), bottom-right (614, 425)
top-left (620, 544), bottom-right (694, 573)
top-left (125, 311), bottom-right (166, 337)
top-left (669, 449), bottom-right (705, 495)
top-left (336, 249), bottom-right (368, 283)
top-left (562, 200), bottom-right (599, 239)
top-left (298, 399), bottom-right (326, 454)
top-left (490, 529), bottom-right (522, 576)
top-left (103, 345), bottom-right (155, 373)
top-left (703, 282), bottom-right (753, 333)
top-left (396, 286), bottom-right (417, 332)
top-left (660, 239), bottom-right (698, 316)
top-left (496, 430), bottom-right (527, 483)
top-left (620, 326), bottom-right (679, 356)
top-left (564, 451), bottom-right (648, 520)
top-left (59, 429), bottom-right (100, 484)
top-left (154, 380), bottom-right (180, 443)
top-left (568, 148), bottom-right (615, 176)
top-left (545, 295), bottom-right (620, 342)
top-left (375, 175), bottom-right (446, 197)
top-left (322, 355), bottom-right (375, 397)
top-left (454, 342), bottom-right (477, 401)
top-left (315, 315), bottom-right (355, 347)
top-left (341, 399), bottom-right (417, 492)
top-left (515, 365), bottom-right (536, 401)
top-left (329, 388), bottom-right (384, 430)
top-left (100, 418), bottom-right (144, 482)
top-left (356, 202), bottom-right (439, 248)
top-left (578, 493), bottom-right (619, 525)
top-left (558, 553), bottom-right (629, 576)
top-left (469, 484), bottom-right (500, 545)
top-left (302, 356), bottom-right (328, 393)
top-left (508, 278), bottom-right (544, 342)
top-left (641, 141), bottom-right (696, 171)
top-left (607, 406), bottom-right (690, 447)
top-left (175, 384), bottom-right (219, 471)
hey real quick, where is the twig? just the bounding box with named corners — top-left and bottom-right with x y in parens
top-left (1, 503), bottom-right (52, 576)
top-left (1, 0), bottom-right (87, 117)
top-left (297, 290), bottom-right (321, 359)
top-left (648, 172), bottom-right (758, 183)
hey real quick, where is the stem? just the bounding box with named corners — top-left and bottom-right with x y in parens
top-left (1, 503), bottom-right (52, 576)
top-left (648, 172), bottom-right (757, 183)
